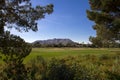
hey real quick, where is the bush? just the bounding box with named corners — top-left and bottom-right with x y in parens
top-left (27, 56), bottom-right (47, 80)
top-left (26, 53), bottom-right (120, 80)
top-left (46, 58), bottom-right (75, 80)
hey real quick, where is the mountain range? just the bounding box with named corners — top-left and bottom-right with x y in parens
top-left (32, 38), bottom-right (79, 47)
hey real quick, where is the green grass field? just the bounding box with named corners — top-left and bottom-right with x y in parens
top-left (0, 48), bottom-right (120, 79)
top-left (24, 48), bottom-right (120, 63)
top-left (0, 48), bottom-right (120, 63)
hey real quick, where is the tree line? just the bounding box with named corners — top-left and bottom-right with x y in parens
top-left (32, 42), bottom-right (120, 48)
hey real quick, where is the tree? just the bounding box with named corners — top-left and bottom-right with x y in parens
top-left (89, 36), bottom-right (102, 48)
top-left (0, 0), bottom-right (53, 79)
top-left (0, 0), bottom-right (53, 33)
top-left (0, 31), bottom-right (32, 79)
top-left (87, 0), bottom-right (120, 47)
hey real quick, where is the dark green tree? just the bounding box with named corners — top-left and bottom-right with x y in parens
top-left (87, 0), bottom-right (120, 47)
top-left (0, 31), bottom-right (32, 79)
top-left (0, 0), bottom-right (53, 33)
top-left (89, 36), bottom-right (102, 48)
top-left (0, 0), bottom-right (53, 79)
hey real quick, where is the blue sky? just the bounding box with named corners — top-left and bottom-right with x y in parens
top-left (10, 0), bottom-right (95, 43)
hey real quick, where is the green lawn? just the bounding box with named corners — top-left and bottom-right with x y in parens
top-left (24, 48), bottom-right (120, 63)
top-left (0, 48), bottom-right (119, 63)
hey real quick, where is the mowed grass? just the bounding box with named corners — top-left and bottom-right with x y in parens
top-left (24, 48), bottom-right (120, 63)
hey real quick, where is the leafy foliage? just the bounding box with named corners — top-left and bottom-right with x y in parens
top-left (26, 52), bottom-right (120, 80)
top-left (0, 0), bottom-right (53, 79)
top-left (0, 31), bottom-right (32, 80)
top-left (0, 0), bottom-right (53, 33)
top-left (87, 0), bottom-right (120, 47)
top-left (47, 58), bottom-right (75, 80)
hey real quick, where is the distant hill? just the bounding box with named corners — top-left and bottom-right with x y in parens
top-left (32, 38), bottom-right (80, 47)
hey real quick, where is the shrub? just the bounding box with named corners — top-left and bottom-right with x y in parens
top-left (46, 58), bottom-right (75, 80)
top-left (26, 52), bottom-right (120, 80)
top-left (27, 56), bottom-right (47, 80)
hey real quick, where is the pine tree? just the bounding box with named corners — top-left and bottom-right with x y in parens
top-left (0, 0), bottom-right (53, 79)
top-left (87, 0), bottom-right (120, 47)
